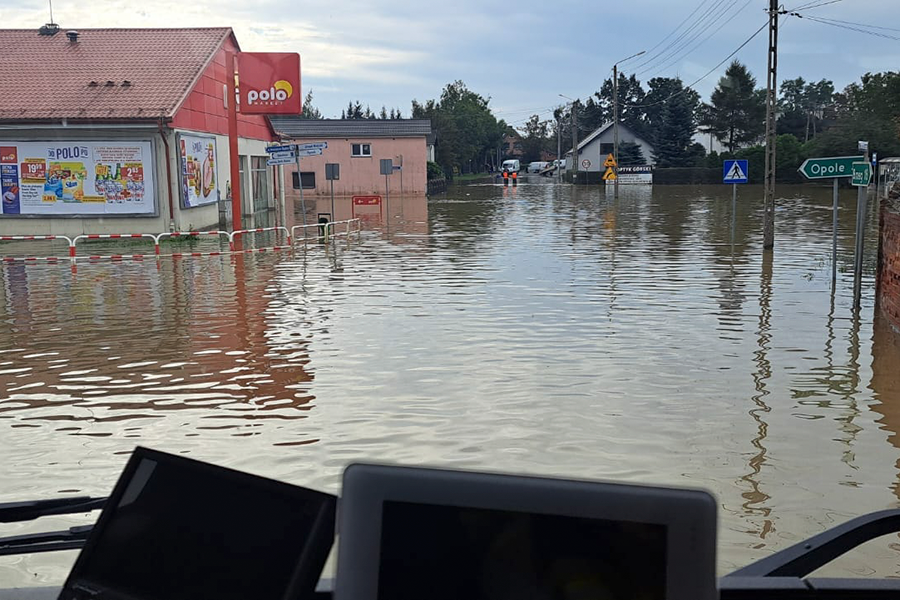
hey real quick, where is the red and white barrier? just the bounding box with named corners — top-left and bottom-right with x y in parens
top-left (2, 219), bottom-right (362, 266)
top-left (228, 226), bottom-right (291, 251)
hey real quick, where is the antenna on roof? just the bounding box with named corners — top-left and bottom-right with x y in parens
top-left (39, 0), bottom-right (59, 35)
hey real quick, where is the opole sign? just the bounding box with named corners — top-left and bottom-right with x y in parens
top-left (237, 52), bottom-right (301, 115)
top-left (798, 156), bottom-right (864, 180)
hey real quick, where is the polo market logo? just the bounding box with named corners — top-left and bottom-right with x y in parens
top-left (247, 80), bottom-right (293, 106)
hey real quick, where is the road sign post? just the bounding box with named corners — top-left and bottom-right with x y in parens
top-left (723, 160), bottom-right (748, 246)
top-left (799, 155), bottom-right (866, 293)
top-left (325, 163), bottom-right (340, 229)
top-left (852, 148), bottom-right (872, 310)
top-left (296, 153), bottom-right (306, 228)
top-left (380, 159), bottom-right (393, 212)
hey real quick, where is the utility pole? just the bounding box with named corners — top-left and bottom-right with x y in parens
top-left (557, 115), bottom-right (562, 182)
top-left (612, 51), bottom-right (645, 199)
top-left (572, 101), bottom-right (578, 183)
top-left (613, 64), bottom-right (619, 197)
top-left (763, 0), bottom-right (779, 250)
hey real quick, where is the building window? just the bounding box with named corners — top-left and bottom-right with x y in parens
top-left (292, 171), bottom-right (316, 189)
top-left (251, 156), bottom-right (270, 212)
top-left (600, 143), bottom-right (615, 156)
top-left (351, 143), bottom-right (371, 157)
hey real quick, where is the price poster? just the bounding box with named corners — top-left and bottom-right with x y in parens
top-left (0, 141), bottom-right (155, 216)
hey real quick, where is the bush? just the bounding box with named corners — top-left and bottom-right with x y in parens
top-left (427, 161), bottom-right (444, 181)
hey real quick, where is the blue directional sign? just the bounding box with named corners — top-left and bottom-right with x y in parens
top-left (265, 144), bottom-right (296, 154)
top-left (723, 159), bottom-right (749, 184)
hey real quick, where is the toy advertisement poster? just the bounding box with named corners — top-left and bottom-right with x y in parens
top-left (178, 134), bottom-right (218, 208)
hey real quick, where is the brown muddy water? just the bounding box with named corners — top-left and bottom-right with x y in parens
top-left (1, 179), bottom-right (899, 586)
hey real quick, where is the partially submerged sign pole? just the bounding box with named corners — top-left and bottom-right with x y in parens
top-left (380, 159), bottom-right (393, 215)
top-left (723, 160), bottom-right (748, 246)
top-left (325, 163), bottom-right (340, 227)
top-left (798, 154), bottom-right (865, 290)
top-left (851, 142), bottom-right (872, 310)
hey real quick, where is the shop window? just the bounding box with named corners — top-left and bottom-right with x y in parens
top-left (251, 156), bottom-right (270, 212)
top-left (351, 143), bottom-right (371, 157)
top-left (292, 171), bottom-right (316, 189)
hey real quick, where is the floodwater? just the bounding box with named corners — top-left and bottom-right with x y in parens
top-left (2, 178), bottom-right (900, 587)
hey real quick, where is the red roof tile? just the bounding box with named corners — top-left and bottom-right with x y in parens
top-left (0, 27), bottom-right (234, 121)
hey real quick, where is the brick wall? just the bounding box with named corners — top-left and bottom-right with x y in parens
top-left (878, 198), bottom-right (900, 331)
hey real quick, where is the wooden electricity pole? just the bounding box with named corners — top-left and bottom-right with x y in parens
top-left (762, 0), bottom-right (779, 250)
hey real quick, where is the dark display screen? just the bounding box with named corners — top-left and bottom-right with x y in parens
top-left (70, 457), bottom-right (326, 600)
top-left (378, 501), bottom-right (667, 600)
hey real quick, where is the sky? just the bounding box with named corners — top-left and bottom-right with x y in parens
top-left (2, 0), bottom-right (898, 131)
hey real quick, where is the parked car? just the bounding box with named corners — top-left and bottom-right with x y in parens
top-left (528, 161), bottom-right (550, 173)
top-left (501, 159), bottom-right (521, 173)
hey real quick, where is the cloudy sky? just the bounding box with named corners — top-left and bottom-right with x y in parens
top-left (3, 0), bottom-right (898, 129)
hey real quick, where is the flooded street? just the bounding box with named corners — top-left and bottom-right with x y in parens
top-left (2, 179), bottom-right (900, 585)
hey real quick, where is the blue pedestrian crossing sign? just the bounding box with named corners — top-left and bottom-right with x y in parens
top-left (723, 159), bottom-right (749, 184)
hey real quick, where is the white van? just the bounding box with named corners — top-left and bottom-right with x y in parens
top-left (501, 159), bottom-right (520, 173)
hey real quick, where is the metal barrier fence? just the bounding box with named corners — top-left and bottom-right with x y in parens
top-left (0, 219), bottom-right (362, 264)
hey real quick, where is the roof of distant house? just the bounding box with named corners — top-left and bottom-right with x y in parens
top-left (270, 117), bottom-right (432, 138)
top-left (565, 122), bottom-right (654, 155)
top-left (0, 27), bottom-right (234, 121)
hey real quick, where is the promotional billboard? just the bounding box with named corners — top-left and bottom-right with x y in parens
top-left (237, 52), bottom-right (301, 115)
top-left (178, 134), bottom-right (218, 208)
top-left (609, 165), bottom-right (653, 185)
top-left (0, 141), bottom-right (155, 216)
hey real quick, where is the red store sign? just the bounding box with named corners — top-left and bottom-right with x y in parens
top-left (237, 52), bottom-right (301, 115)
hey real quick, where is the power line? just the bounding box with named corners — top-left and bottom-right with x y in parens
top-left (630, 0), bottom-right (726, 73)
top-left (625, 20), bottom-right (769, 110)
top-left (635, 0), bottom-right (735, 76)
top-left (790, 0), bottom-right (844, 10)
top-left (627, 0), bottom-right (716, 71)
top-left (807, 16), bottom-right (900, 33)
top-left (796, 13), bottom-right (900, 41)
top-left (643, 0), bottom-right (755, 78)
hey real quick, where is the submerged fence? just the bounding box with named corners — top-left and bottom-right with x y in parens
top-left (0, 219), bottom-right (362, 264)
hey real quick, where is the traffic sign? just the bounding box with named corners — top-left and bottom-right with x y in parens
top-left (581, 159), bottom-right (591, 169)
top-left (851, 162), bottom-right (872, 187)
top-left (603, 154), bottom-right (617, 167)
top-left (268, 150), bottom-right (296, 160)
top-left (296, 142), bottom-right (328, 151)
top-left (602, 167), bottom-right (616, 181)
top-left (295, 148), bottom-right (323, 157)
top-left (723, 159), bottom-right (748, 184)
top-left (265, 144), bottom-right (295, 154)
top-left (267, 156), bottom-right (295, 166)
top-left (798, 156), bottom-right (864, 180)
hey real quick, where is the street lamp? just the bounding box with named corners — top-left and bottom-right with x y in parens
top-left (559, 94), bottom-right (577, 183)
top-left (612, 50), bottom-right (645, 198)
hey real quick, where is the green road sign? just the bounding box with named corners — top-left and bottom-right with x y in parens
top-left (798, 155), bottom-right (864, 179)
top-left (851, 162), bottom-right (872, 187)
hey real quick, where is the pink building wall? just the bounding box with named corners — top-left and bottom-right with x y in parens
top-left (282, 137), bottom-right (428, 200)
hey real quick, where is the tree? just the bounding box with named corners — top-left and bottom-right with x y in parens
top-left (594, 73), bottom-right (648, 138)
top-left (702, 61), bottom-right (766, 153)
top-left (301, 90), bottom-right (323, 119)
top-left (343, 101), bottom-right (364, 119)
top-left (412, 81), bottom-right (507, 174)
top-left (778, 77), bottom-right (834, 141)
top-left (379, 106), bottom-right (389, 120)
top-left (520, 114), bottom-right (551, 162)
top-left (645, 77), bottom-right (701, 167)
top-left (617, 142), bottom-right (645, 166)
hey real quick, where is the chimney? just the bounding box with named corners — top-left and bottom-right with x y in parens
top-left (38, 23), bottom-right (59, 36)
top-left (66, 30), bottom-right (79, 42)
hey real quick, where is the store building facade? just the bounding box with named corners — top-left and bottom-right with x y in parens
top-left (0, 26), bottom-right (278, 236)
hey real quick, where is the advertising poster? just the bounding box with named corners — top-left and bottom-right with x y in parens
top-left (178, 134), bottom-right (218, 208)
top-left (0, 141), bottom-right (155, 216)
top-left (610, 166), bottom-right (653, 185)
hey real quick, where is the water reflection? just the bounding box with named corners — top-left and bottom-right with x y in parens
top-left (2, 183), bottom-right (900, 583)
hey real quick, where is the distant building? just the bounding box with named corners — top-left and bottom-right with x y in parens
top-left (0, 26), bottom-right (277, 236)
top-left (268, 118), bottom-right (432, 197)
top-left (502, 133), bottom-right (524, 159)
top-left (566, 122), bottom-right (655, 172)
